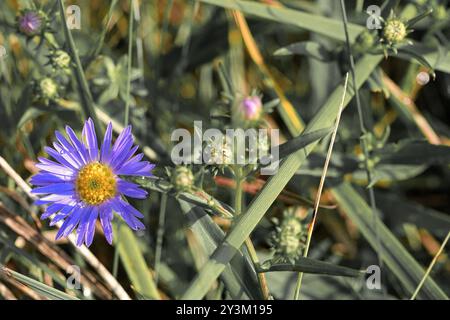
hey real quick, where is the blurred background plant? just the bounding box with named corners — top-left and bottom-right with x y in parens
top-left (0, 0), bottom-right (449, 300)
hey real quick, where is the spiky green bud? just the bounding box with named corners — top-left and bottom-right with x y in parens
top-left (172, 166), bottom-right (194, 191)
top-left (383, 18), bottom-right (407, 44)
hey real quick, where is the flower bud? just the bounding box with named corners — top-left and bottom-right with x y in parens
top-left (383, 18), bottom-right (407, 44)
top-left (241, 96), bottom-right (263, 122)
top-left (37, 77), bottom-right (58, 102)
top-left (18, 10), bottom-right (45, 36)
top-left (272, 211), bottom-right (305, 261)
top-left (172, 166), bottom-right (194, 191)
top-left (51, 50), bottom-right (71, 70)
top-left (354, 30), bottom-right (376, 53)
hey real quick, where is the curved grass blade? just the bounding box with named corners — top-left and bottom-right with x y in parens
top-left (199, 0), bottom-right (364, 42)
top-left (257, 257), bottom-right (364, 278)
top-left (332, 182), bottom-right (448, 300)
top-left (274, 41), bottom-right (333, 62)
top-left (112, 223), bottom-right (160, 300)
top-left (0, 265), bottom-right (79, 300)
top-left (278, 127), bottom-right (332, 159)
top-left (179, 200), bottom-right (261, 300)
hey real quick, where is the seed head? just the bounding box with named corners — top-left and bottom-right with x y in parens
top-left (383, 18), bottom-right (407, 44)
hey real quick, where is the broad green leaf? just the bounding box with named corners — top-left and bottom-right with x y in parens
top-left (332, 182), bottom-right (448, 300)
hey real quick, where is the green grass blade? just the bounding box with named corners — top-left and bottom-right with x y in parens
top-left (199, 0), bottom-right (450, 74)
top-left (179, 200), bottom-right (261, 299)
top-left (0, 265), bottom-right (79, 300)
top-left (332, 182), bottom-right (448, 300)
top-left (257, 257), bottom-right (364, 278)
top-left (112, 223), bottom-right (160, 300)
top-left (278, 127), bottom-right (332, 159)
top-left (199, 0), bottom-right (364, 42)
top-left (57, 0), bottom-right (103, 136)
top-left (181, 54), bottom-right (383, 300)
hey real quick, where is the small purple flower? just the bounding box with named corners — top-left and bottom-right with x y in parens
top-left (31, 119), bottom-right (155, 247)
top-left (242, 96), bottom-right (263, 121)
top-left (18, 10), bottom-right (43, 36)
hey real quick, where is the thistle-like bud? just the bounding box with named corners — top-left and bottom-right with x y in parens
top-left (353, 30), bottom-right (376, 53)
top-left (241, 96), bottom-right (263, 122)
top-left (204, 136), bottom-right (233, 166)
top-left (383, 18), bottom-right (407, 44)
top-left (272, 210), bottom-right (306, 262)
top-left (50, 50), bottom-right (71, 71)
top-left (36, 77), bottom-right (58, 103)
top-left (172, 166), bottom-right (194, 191)
top-left (18, 10), bottom-right (45, 37)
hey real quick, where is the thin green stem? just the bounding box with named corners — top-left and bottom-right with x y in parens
top-left (339, 0), bottom-right (385, 295)
top-left (90, 0), bottom-right (119, 59)
top-left (293, 73), bottom-right (349, 300)
top-left (57, 0), bottom-right (102, 137)
top-left (234, 168), bottom-right (243, 216)
top-left (154, 0), bottom-right (174, 107)
top-left (233, 166), bottom-right (270, 300)
top-left (154, 193), bottom-right (168, 285)
top-left (411, 231), bottom-right (450, 300)
top-left (112, 220), bottom-right (121, 278)
top-left (124, 0), bottom-right (134, 126)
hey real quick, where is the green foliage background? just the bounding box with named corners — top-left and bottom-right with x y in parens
top-left (0, 0), bottom-right (449, 300)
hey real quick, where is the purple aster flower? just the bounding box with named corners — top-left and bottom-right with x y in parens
top-left (30, 119), bottom-right (155, 247)
top-left (18, 10), bottom-right (43, 36)
top-left (242, 96), bottom-right (263, 121)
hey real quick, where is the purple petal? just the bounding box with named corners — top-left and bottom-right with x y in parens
top-left (117, 179), bottom-right (148, 199)
top-left (35, 158), bottom-right (76, 177)
top-left (30, 172), bottom-right (72, 186)
top-left (85, 207), bottom-right (99, 247)
top-left (41, 203), bottom-right (66, 219)
top-left (52, 142), bottom-right (83, 169)
top-left (34, 194), bottom-right (73, 206)
top-left (50, 205), bottom-right (74, 226)
top-left (75, 206), bottom-right (93, 246)
top-left (54, 131), bottom-right (84, 166)
top-left (100, 122), bottom-right (113, 163)
top-left (115, 161), bottom-right (155, 176)
top-left (56, 206), bottom-right (84, 239)
top-left (110, 198), bottom-right (145, 230)
top-left (110, 144), bottom-right (138, 171)
top-left (82, 118), bottom-right (99, 162)
top-left (31, 183), bottom-right (75, 195)
top-left (44, 146), bottom-right (78, 170)
top-left (99, 205), bottom-right (113, 245)
top-left (66, 125), bottom-right (89, 165)
top-left (112, 126), bottom-right (132, 154)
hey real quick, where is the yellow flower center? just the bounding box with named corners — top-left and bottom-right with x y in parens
top-left (76, 162), bottom-right (117, 205)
